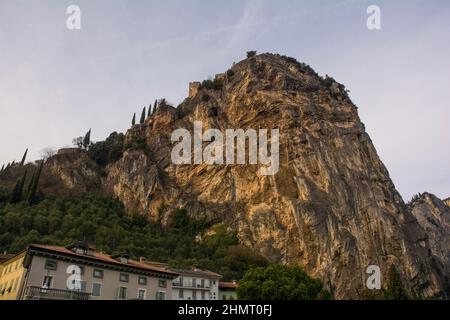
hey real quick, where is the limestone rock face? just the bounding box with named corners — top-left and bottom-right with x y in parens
top-left (409, 193), bottom-right (450, 279)
top-left (444, 198), bottom-right (450, 208)
top-left (46, 149), bottom-right (101, 192)
top-left (43, 53), bottom-right (449, 298)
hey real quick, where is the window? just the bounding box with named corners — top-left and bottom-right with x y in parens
top-left (118, 287), bottom-right (127, 300)
top-left (201, 291), bottom-right (205, 300)
top-left (92, 283), bottom-right (102, 297)
top-left (138, 289), bottom-right (146, 300)
top-left (44, 259), bottom-right (57, 271)
top-left (192, 278), bottom-right (197, 287)
top-left (119, 273), bottom-right (129, 282)
top-left (179, 277), bottom-right (183, 286)
top-left (42, 276), bottom-right (53, 288)
top-left (138, 276), bottom-right (147, 285)
top-left (192, 290), bottom-right (197, 300)
top-left (158, 280), bottom-right (167, 288)
top-left (155, 291), bottom-right (166, 300)
top-left (201, 279), bottom-right (205, 288)
top-left (78, 281), bottom-right (87, 292)
top-left (179, 289), bottom-right (184, 299)
top-left (93, 269), bottom-right (104, 279)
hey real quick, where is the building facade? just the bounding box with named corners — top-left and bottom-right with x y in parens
top-left (0, 252), bottom-right (26, 300)
top-left (219, 281), bottom-right (238, 300)
top-left (170, 268), bottom-right (221, 300)
top-left (17, 243), bottom-right (178, 300)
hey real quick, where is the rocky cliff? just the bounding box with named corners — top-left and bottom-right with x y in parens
top-left (409, 193), bottom-right (450, 286)
top-left (39, 53), bottom-right (449, 298)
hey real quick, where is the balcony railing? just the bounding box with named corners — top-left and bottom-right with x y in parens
top-left (24, 286), bottom-right (91, 300)
top-left (172, 282), bottom-right (210, 290)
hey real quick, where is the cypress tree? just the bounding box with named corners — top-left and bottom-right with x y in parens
top-left (10, 178), bottom-right (22, 204)
top-left (153, 100), bottom-right (158, 114)
top-left (20, 148), bottom-right (28, 165)
top-left (27, 160), bottom-right (44, 204)
top-left (384, 265), bottom-right (409, 300)
top-left (10, 170), bottom-right (27, 203)
top-left (147, 104), bottom-right (152, 117)
top-left (140, 107), bottom-right (146, 124)
top-left (83, 129), bottom-right (91, 149)
top-left (25, 170), bottom-right (36, 200)
top-left (132, 113), bottom-right (136, 126)
top-left (0, 164), bottom-right (4, 172)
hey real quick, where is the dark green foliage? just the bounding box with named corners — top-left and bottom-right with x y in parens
top-left (131, 113), bottom-right (136, 126)
top-left (226, 69), bottom-right (235, 78)
top-left (384, 265), bottom-right (410, 300)
top-left (83, 129), bottom-right (91, 150)
top-left (148, 104), bottom-right (152, 117)
top-left (0, 195), bottom-right (267, 280)
top-left (20, 149), bottom-right (28, 166)
top-left (246, 51), bottom-right (257, 58)
top-left (237, 264), bottom-right (331, 300)
top-left (153, 100), bottom-right (158, 114)
top-left (140, 107), bottom-right (146, 124)
top-left (9, 171), bottom-right (27, 204)
top-left (124, 135), bottom-right (148, 152)
top-left (0, 185), bottom-right (9, 206)
top-left (26, 161), bottom-right (43, 204)
top-left (201, 79), bottom-right (223, 91)
top-left (88, 132), bottom-right (125, 167)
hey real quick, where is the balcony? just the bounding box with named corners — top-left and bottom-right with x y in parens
top-left (24, 286), bottom-right (91, 300)
top-left (172, 282), bottom-right (210, 290)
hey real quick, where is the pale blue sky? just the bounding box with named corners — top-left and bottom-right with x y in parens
top-left (0, 0), bottom-right (449, 200)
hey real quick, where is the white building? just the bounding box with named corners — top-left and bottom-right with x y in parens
top-left (141, 261), bottom-right (221, 300)
top-left (170, 268), bottom-right (221, 300)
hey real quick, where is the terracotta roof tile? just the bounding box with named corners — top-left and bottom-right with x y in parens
top-left (219, 281), bottom-right (238, 289)
top-left (28, 244), bottom-right (178, 277)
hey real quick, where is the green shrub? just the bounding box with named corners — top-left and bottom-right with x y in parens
top-left (246, 51), bottom-right (257, 58)
top-left (88, 132), bottom-right (124, 166)
top-left (238, 265), bottom-right (331, 300)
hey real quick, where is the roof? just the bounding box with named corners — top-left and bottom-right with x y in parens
top-left (142, 261), bottom-right (221, 279)
top-left (0, 254), bottom-right (16, 264)
top-left (0, 251), bottom-right (26, 265)
top-left (27, 244), bottom-right (178, 277)
top-left (219, 281), bottom-right (238, 289)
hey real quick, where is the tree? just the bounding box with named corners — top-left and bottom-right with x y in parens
top-left (147, 104), bottom-right (152, 117)
top-left (26, 160), bottom-right (44, 204)
top-left (83, 129), bottom-right (91, 150)
top-left (384, 265), bottom-right (409, 300)
top-left (88, 132), bottom-right (125, 166)
top-left (72, 137), bottom-right (84, 148)
top-left (40, 148), bottom-right (56, 160)
top-left (9, 171), bottom-right (27, 204)
top-left (140, 107), bottom-right (146, 124)
top-left (237, 265), bottom-right (331, 300)
top-left (131, 113), bottom-right (136, 126)
top-left (246, 51), bottom-right (257, 58)
top-left (20, 149), bottom-right (28, 166)
top-left (153, 100), bottom-right (158, 114)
